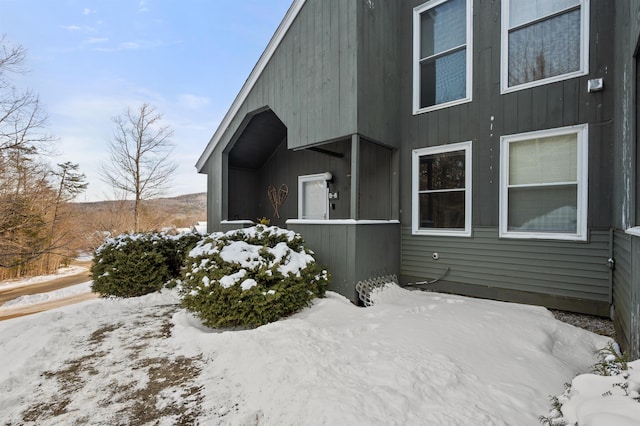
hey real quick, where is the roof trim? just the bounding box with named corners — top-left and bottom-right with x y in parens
top-left (196, 0), bottom-right (307, 172)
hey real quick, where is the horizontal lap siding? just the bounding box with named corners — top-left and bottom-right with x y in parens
top-left (401, 227), bottom-right (611, 304)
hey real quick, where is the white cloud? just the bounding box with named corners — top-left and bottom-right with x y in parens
top-left (62, 24), bottom-right (95, 32)
top-left (62, 25), bottom-right (82, 31)
top-left (82, 37), bottom-right (108, 45)
top-left (82, 8), bottom-right (95, 15)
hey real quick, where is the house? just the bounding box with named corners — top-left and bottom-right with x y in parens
top-left (197, 0), bottom-right (640, 358)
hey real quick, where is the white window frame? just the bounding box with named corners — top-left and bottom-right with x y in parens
top-left (298, 173), bottom-right (331, 220)
top-left (501, 0), bottom-right (590, 94)
top-left (413, 0), bottom-right (473, 114)
top-left (412, 141), bottom-right (472, 237)
top-left (499, 124), bottom-right (589, 241)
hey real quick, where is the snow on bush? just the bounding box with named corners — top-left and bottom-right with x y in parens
top-left (91, 231), bottom-right (201, 298)
top-left (180, 225), bottom-right (329, 328)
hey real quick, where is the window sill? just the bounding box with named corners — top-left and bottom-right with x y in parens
top-left (413, 97), bottom-right (472, 115)
top-left (287, 219), bottom-right (400, 225)
top-left (499, 230), bottom-right (587, 242)
top-left (412, 228), bottom-right (472, 238)
top-left (500, 70), bottom-right (588, 95)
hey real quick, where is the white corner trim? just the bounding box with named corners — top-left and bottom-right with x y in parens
top-left (195, 0), bottom-right (307, 172)
top-left (499, 124), bottom-right (589, 241)
top-left (626, 227), bottom-right (640, 237)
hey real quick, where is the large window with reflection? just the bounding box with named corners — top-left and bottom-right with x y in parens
top-left (413, 0), bottom-right (472, 113)
top-left (298, 173), bottom-right (330, 220)
top-left (501, 0), bottom-right (589, 92)
top-left (412, 141), bottom-right (472, 236)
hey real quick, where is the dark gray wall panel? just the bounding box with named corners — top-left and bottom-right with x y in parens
top-left (289, 222), bottom-right (400, 302)
top-left (228, 139), bottom-right (353, 228)
top-left (611, 0), bottom-right (640, 358)
top-left (613, 231), bottom-right (633, 352)
top-left (228, 168), bottom-right (259, 221)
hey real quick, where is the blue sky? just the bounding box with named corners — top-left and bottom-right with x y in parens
top-left (0, 0), bottom-right (293, 201)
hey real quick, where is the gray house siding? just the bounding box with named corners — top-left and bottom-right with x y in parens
top-left (199, 0), bottom-right (640, 355)
top-left (250, 139), bottom-right (352, 227)
top-left (357, 140), bottom-right (393, 220)
top-left (397, 0), bottom-right (615, 310)
top-left (613, 231), bottom-right (639, 356)
top-left (288, 222), bottom-right (400, 301)
top-left (203, 0), bottom-right (398, 232)
top-left (403, 227), bottom-right (611, 316)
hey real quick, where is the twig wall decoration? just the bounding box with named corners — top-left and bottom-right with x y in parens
top-left (267, 184), bottom-right (288, 218)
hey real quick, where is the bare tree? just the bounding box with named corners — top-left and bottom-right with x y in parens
top-left (100, 103), bottom-right (177, 232)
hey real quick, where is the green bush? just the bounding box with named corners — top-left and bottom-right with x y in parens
top-left (91, 232), bottom-right (202, 297)
top-left (180, 225), bottom-right (329, 328)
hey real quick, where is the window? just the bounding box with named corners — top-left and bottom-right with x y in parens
top-left (298, 173), bottom-right (331, 220)
top-left (502, 0), bottom-right (589, 92)
top-left (500, 125), bottom-right (588, 240)
top-left (412, 141), bottom-right (472, 236)
top-left (413, 0), bottom-right (472, 114)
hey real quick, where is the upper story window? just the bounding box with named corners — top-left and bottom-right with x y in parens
top-left (501, 0), bottom-right (589, 93)
top-left (413, 0), bottom-right (473, 114)
top-left (412, 141), bottom-right (472, 236)
top-left (500, 125), bottom-right (588, 241)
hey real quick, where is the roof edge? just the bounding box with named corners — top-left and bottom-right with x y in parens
top-left (196, 0), bottom-right (307, 172)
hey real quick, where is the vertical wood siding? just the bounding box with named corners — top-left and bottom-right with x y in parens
top-left (212, 0), bottom-right (359, 153)
top-left (227, 139), bottom-right (352, 228)
top-left (289, 222), bottom-right (400, 301)
top-left (394, 0), bottom-right (615, 315)
top-left (356, 0), bottom-right (399, 147)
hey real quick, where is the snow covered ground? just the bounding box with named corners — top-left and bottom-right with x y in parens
top-left (1, 283), bottom-right (638, 425)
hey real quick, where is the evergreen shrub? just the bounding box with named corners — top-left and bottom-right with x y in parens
top-left (91, 232), bottom-right (202, 297)
top-left (180, 225), bottom-right (329, 328)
